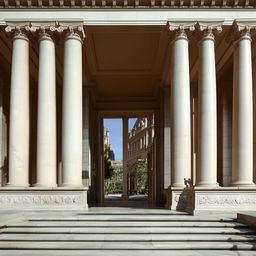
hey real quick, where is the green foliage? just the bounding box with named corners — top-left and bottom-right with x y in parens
top-left (104, 147), bottom-right (114, 179)
top-left (105, 171), bottom-right (123, 194)
top-left (130, 161), bottom-right (148, 194)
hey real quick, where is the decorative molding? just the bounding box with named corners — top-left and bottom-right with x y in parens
top-left (0, 190), bottom-right (88, 210)
top-left (0, 0), bottom-right (256, 9)
top-left (0, 194), bottom-right (82, 205)
top-left (197, 194), bottom-right (256, 206)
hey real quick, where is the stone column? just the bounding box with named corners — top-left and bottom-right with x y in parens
top-left (197, 22), bottom-right (223, 187)
top-left (122, 117), bottom-right (129, 200)
top-left (232, 21), bottom-right (255, 186)
top-left (163, 87), bottom-right (171, 189)
top-left (6, 25), bottom-right (30, 187)
top-left (169, 22), bottom-right (196, 188)
top-left (82, 88), bottom-right (91, 187)
top-left (61, 25), bottom-right (84, 187)
top-left (35, 28), bottom-right (57, 187)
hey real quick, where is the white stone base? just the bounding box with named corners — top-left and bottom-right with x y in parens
top-left (186, 187), bottom-right (256, 215)
top-left (0, 187), bottom-right (88, 210)
top-left (167, 187), bottom-right (191, 212)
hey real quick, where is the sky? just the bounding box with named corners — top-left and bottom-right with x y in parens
top-left (104, 118), bottom-right (137, 161)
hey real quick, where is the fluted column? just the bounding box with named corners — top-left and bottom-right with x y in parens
top-left (6, 25), bottom-right (30, 187)
top-left (62, 25), bottom-right (84, 187)
top-left (35, 27), bottom-right (57, 187)
top-left (197, 22), bottom-right (223, 187)
top-left (169, 22), bottom-right (195, 188)
top-left (232, 21), bottom-right (255, 186)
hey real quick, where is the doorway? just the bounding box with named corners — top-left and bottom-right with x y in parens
top-left (102, 115), bottom-right (155, 207)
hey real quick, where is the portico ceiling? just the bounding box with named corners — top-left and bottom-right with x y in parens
top-left (84, 26), bottom-right (168, 101)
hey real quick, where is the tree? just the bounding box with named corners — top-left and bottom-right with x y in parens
top-left (130, 161), bottom-right (148, 194)
top-left (104, 147), bottom-right (114, 179)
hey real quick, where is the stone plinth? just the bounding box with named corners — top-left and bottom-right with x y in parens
top-left (0, 187), bottom-right (88, 210)
top-left (167, 187), bottom-right (191, 212)
top-left (186, 187), bottom-right (256, 215)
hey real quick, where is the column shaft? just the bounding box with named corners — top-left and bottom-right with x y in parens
top-left (122, 117), bottom-right (129, 200)
top-left (171, 31), bottom-right (191, 187)
top-left (232, 31), bottom-right (254, 186)
top-left (62, 32), bottom-right (83, 187)
top-left (163, 88), bottom-right (171, 189)
top-left (8, 32), bottom-right (30, 186)
top-left (197, 32), bottom-right (218, 186)
top-left (35, 33), bottom-right (57, 187)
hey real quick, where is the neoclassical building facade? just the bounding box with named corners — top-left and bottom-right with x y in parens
top-left (0, 0), bottom-right (255, 214)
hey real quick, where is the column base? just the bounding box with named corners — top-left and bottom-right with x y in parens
top-left (186, 186), bottom-right (256, 215)
top-left (60, 184), bottom-right (84, 188)
top-left (5, 183), bottom-right (30, 188)
top-left (33, 184), bottom-right (57, 188)
top-left (0, 187), bottom-right (88, 210)
top-left (230, 182), bottom-right (256, 187)
top-left (195, 182), bottom-right (219, 187)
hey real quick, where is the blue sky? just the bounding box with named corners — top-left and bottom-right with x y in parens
top-left (104, 118), bottom-right (137, 161)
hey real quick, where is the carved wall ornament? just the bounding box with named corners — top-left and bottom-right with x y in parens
top-left (197, 194), bottom-right (256, 206)
top-left (0, 194), bottom-right (83, 206)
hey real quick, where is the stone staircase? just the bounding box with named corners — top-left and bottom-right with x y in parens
top-left (0, 210), bottom-right (256, 255)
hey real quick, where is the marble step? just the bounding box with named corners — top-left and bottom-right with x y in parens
top-left (28, 216), bottom-right (235, 221)
top-left (0, 250), bottom-right (256, 256)
top-left (2, 226), bottom-right (255, 234)
top-left (0, 233), bottom-right (256, 242)
top-left (7, 220), bottom-right (246, 228)
top-left (0, 241), bottom-right (256, 250)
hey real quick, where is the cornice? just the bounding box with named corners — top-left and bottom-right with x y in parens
top-left (1, 0), bottom-right (256, 9)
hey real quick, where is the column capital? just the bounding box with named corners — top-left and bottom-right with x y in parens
top-left (5, 22), bottom-right (30, 41)
top-left (57, 22), bottom-right (85, 42)
top-left (197, 21), bottom-right (223, 42)
top-left (232, 20), bottom-right (256, 42)
top-left (168, 21), bottom-right (196, 41)
top-left (29, 22), bottom-right (58, 42)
